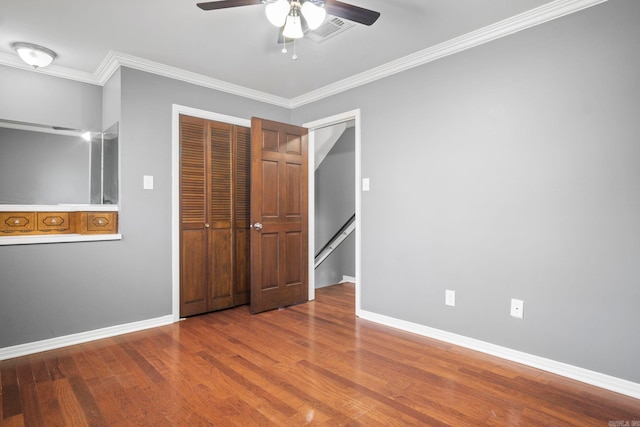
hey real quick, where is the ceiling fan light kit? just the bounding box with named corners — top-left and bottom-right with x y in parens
top-left (265, 0), bottom-right (289, 26)
top-left (299, 1), bottom-right (326, 30)
top-left (267, 1), bottom-right (326, 37)
top-left (197, 0), bottom-right (379, 58)
top-left (282, 13), bottom-right (304, 39)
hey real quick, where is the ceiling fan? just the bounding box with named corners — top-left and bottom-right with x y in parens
top-left (196, 0), bottom-right (380, 40)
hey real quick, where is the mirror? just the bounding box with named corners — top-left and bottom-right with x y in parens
top-left (90, 122), bottom-right (119, 205)
top-left (0, 119), bottom-right (118, 205)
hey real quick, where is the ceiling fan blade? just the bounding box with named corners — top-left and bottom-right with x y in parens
top-left (323, 0), bottom-right (380, 26)
top-left (197, 0), bottom-right (263, 11)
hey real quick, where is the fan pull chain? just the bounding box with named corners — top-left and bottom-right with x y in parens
top-left (292, 39), bottom-right (298, 60)
top-left (282, 38), bottom-right (287, 54)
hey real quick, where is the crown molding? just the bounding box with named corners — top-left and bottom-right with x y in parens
top-left (289, 0), bottom-right (607, 107)
top-left (0, 52), bottom-right (99, 85)
top-left (1, 0), bottom-right (606, 108)
top-left (96, 51), bottom-right (292, 108)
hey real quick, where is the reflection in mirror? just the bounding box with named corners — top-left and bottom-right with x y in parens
top-left (0, 119), bottom-right (118, 205)
top-left (90, 122), bottom-right (119, 204)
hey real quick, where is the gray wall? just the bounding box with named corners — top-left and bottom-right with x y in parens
top-left (0, 127), bottom-right (90, 204)
top-left (0, 66), bottom-right (288, 348)
top-left (0, 66), bottom-right (102, 131)
top-left (315, 127), bottom-right (356, 288)
top-left (292, 0), bottom-right (640, 383)
top-left (1, 0), bottom-right (638, 385)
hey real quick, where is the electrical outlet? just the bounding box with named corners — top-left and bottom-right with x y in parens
top-left (511, 298), bottom-right (524, 319)
top-left (445, 290), bottom-right (455, 307)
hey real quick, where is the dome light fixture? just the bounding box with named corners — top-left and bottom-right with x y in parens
top-left (11, 42), bottom-right (57, 69)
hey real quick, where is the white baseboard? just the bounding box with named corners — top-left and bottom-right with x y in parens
top-left (341, 275), bottom-right (356, 283)
top-left (0, 315), bottom-right (174, 361)
top-left (358, 310), bottom-right (640, 400)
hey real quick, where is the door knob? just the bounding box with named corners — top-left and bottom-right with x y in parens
top-left (205, 223), bottom-right (210, 228)
top-left (251, 222), bottom-right (263, 231)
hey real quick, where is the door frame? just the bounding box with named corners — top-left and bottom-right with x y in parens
top-left (303, 109), bottom-right (362, 315)
top-left (171, 105), bottom-right (362, 321)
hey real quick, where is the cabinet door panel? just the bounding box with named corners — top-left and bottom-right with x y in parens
top-left (180, 229), bottom-right (208, 317)
top-left (0, 212), bottom-right (36, 234)
top-left (209, 228), bottom-right (233, 311)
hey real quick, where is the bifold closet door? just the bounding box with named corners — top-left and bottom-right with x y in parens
top-left (179, 115), bottom-right (250, 317)
top-left (233, 126), bottom-right (251, 306)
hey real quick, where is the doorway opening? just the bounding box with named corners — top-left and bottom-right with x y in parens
top-left (304, 109), bottom-right (361, 315)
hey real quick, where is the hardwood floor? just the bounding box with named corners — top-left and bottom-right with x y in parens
top-left (1, 283), bottom-right (638, 426)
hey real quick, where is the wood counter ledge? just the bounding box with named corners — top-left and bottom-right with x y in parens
top-left (0, 205), bottom-right (120, 245)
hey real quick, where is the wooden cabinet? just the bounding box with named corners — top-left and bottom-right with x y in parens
top-left (179, 115), bottom-right (250, 317)
top-left (37, 212), bottom-right (73, 234)
top-left (0, 210), bottom-right (117, 236)
top-left (78, 212), bottom-right (118, 234)
top-left (0, 212), bottom-right (36, 233)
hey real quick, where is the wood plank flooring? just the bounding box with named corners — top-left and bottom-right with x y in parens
top-left (1, 283), bottom-right (638, 426)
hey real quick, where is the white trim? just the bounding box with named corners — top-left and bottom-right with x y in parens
top-left (304, 109), bottom-right (362, 314)
top-left (0, 234), bottom-right (122, 246)
top-left (307, 131), bottom-right (316, 301)
top-left (0, 0), bottom-right (606, 106)
top-left (0, 315), bottom-right (173, 361)
top-left (103, 52), bottom-right (291, 107)
top-left (0, 52), bottom-right (100, 85)
top-left (171, 105), bottom-right (251, 322)
top-left (341, 275), bottom-right (356, 283)
top-left (358, 309), bottom-right (640, 400)
top-left (0, 204), bottom-right (119, 212)
top-left (289, 0), bottom-right (607, 107)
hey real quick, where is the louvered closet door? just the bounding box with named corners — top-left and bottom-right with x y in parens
top-left (233, 126), bottom-right (251, 305)
top-left (180, 115), bottom-right (208, 317)
top-left (179, 115), bottom-right (251, 317)
top-left (208, 121), bottom-right (234, 310)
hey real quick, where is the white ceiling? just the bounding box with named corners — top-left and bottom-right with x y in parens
top-left (0, 0), bottom-right (594, 100)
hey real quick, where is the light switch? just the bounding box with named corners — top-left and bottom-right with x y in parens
top-left (143, 175), bottom-right (154, 190)
top-left (362, 178), bottom-right (370, 192)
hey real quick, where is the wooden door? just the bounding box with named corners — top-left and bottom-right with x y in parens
top-left (207, 120), bottom-right (234, 311)
top-left (180, 115), bottom-right (209, 317)
top-left (250, 117), bottom-right (309, 314)
top-left (233, 126), bottom-right (251, 306)
top-left (179, 115), bottom-right (250, 317)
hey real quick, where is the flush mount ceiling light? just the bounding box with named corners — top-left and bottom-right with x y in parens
top-left (11, 42), bottom-right (57, 69)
